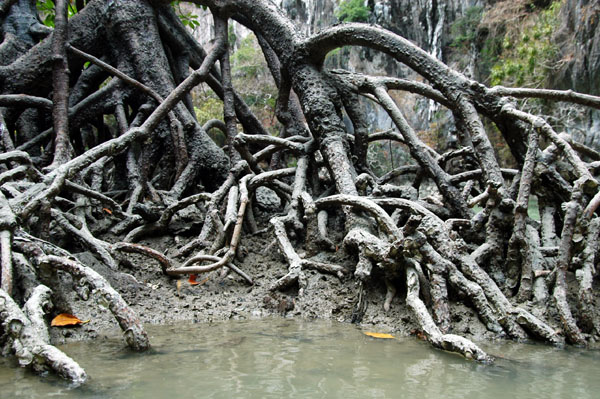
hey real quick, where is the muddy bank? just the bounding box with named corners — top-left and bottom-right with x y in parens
top-left (41, 200), bottom-right (598, 350)
top-left (46, 218), bottom-right (512, 347)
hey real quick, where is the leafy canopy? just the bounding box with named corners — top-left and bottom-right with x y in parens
top-left (36, 1), bottom-right (206, 29)
top-left (336, 0), bottom-right (370, 23)
top-left (36, 0), bottom-right (80, 27)
top-left (489, 1), bottom-right (561, 87)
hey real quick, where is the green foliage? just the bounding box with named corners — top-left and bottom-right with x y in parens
top-left (336, 0), bottom-right (370, 23)
top-left (228, 25), bottom-right (237, 50)
top-left (489, 1), bottom-right (561, 87)
top-left (194, 97), bottom-right (223, 126)
top-left (36, 0), bottom-right (80, 27)
top-left (194, 97), bottom-right (225, 146)
top-left (231, 35), bottom-right (263, 77)
top-left (36, 0), bottom-right (55, 15)
top-left (478, 35), bottom-right (504, 75)
top-left (449, 6), bottom-right (484, 49)
top-left (171, 1), bottom-right (206, 29)
top-left (176, 12), bottom-right (201, 29)
top-left (229, 34), bottom-right (278, 131)
top-left (36, 0), bottom-right (55, 27)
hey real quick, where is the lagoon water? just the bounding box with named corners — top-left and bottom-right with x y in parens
top-left (1, 319), bottom-right (598, 398)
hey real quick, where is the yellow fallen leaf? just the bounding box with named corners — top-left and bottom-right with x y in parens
top-left (102, 208), bottom-right (112, 215)
top-left (51, 313), bottom-right (90, 327)
top-left (364, 332), bottom-right (395, 339)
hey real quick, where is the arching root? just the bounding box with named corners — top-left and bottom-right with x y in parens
top-left (406, 265), bottom-right (492, 362)
top-left (38, 255), bottom-right (150, 352)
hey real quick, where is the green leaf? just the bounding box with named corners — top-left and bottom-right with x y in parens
top-left (336, 0), bottom-right (370, 23)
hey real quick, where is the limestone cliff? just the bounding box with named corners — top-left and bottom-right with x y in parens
top-left (183, 0), bottom-right (600, 149)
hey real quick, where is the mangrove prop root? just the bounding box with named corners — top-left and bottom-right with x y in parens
top-left (39, 255), bottom-right (150, 351)
top-left (0, 287), bottom-right (87, 383)
top-left (406, 265), bottom-right (492, 362)
top-left (2, 0), bottom-right (600, 380)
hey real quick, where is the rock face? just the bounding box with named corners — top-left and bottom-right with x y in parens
top-left (277, 1), bottom-right (486, 136)
top-left (278, 0), bottom-right (598, 92)
top-left (555, 0), bottom-right (600, 94)
top-left (277, 0), bottom-right (600, 148)
top-left (280, 0), bottom-right (486, 49)
top-left (554, 0), bottom-right (600, 147)
top-left (186, 0), bottom-right (598, 95)
top-left (278, 0), bottom-right (337, 35)
top-left (185, 0), bottom-right (600, 146)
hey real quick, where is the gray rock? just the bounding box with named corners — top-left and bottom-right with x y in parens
top-left (255, 186), bottom-right (281, 210)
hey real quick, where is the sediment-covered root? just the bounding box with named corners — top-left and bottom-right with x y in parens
top-left (0, 191), bottom-right (17, 296)
top-left (553, 193), bottom-right (587, 345)
top-left (0, 286), bottom-right (87, 383)
top-left (38, 255), bottom-right (150, 351)
top-left (405, 264), bottom-right (492, 362)
top-left (51, 208), bottom-right (118, 270)
top-left (112, 242), bottom-right (174, 273)
top-left (318, 193), bottom-right (564, 347)
top-left (268, 154), bottom-right (347, 292)
top-left (577, 218), bottom-right (600, 334)
top-left (173, 162), bottom-right (248, 258)
top-left (269, 215), bottom-right (346, 292)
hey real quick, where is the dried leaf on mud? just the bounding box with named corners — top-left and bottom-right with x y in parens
top-left (364, 332), bottom-right (395, 339)
top-left (51, 313), bottom-right (90, 327)
top-left (188, 274), bottom-right (209, 286)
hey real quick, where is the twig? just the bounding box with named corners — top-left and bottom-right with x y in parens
top-left (67, 45), bottom-right (164, 104)
top-left (169, 254), bottom-right (253, 285)
top-left (168, 175), bottom-right (253, 278)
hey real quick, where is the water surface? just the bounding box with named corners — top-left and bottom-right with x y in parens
top-left (0, 319), bottom-right (598, 398)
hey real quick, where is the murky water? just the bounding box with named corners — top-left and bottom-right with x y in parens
top-left (1, 319), bottom-right (598, 398)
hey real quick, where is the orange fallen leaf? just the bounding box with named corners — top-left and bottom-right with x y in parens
top-left (51, 313), bottom-right (90, 327)
top-left (188, 274), bottom-right (209, 286)
top-left (364, 332), bottom-right (395, 339)
top-left (102, 208), bottom-right (112, 215)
